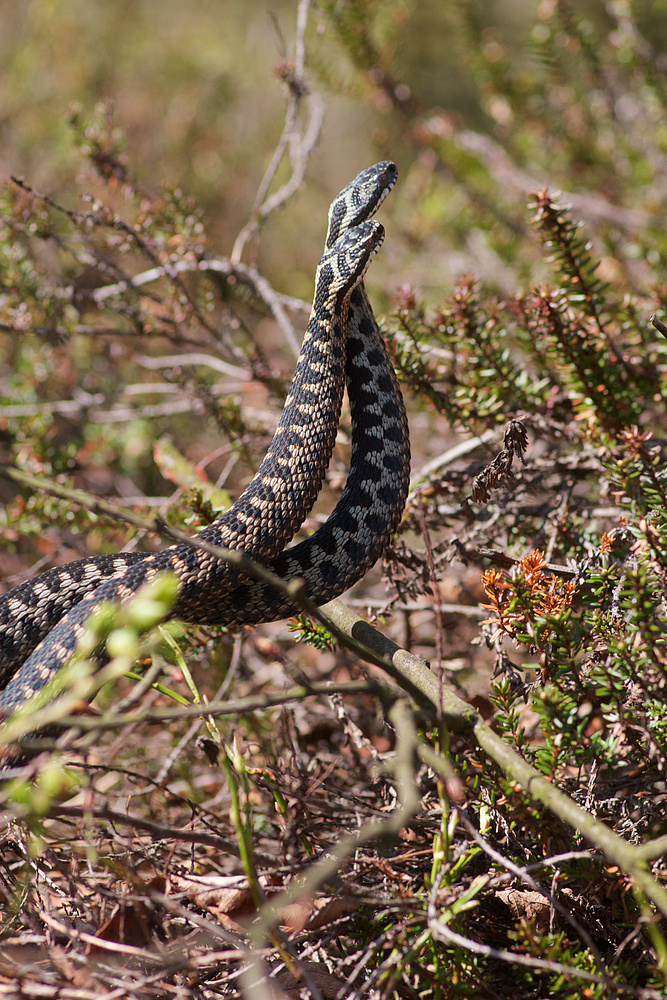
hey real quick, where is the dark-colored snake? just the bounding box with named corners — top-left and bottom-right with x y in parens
top-left (0, 162), bottom-right (409, 714)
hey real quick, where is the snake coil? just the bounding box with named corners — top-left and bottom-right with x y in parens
top-left (0, 162), bottom-right (409, 715)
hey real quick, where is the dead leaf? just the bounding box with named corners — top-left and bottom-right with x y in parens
top-left (497, 889), bottom-right (551, 931)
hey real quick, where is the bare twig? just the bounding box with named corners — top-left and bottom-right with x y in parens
top-left (321, 600), bottom-right (667, 921)
top-left (409, 429), bottom-right (497, 494)
top-left (44, 680), bottom-right (388, 734)
top-left (51, 800), bottom-right (242, 856)
top-left (426, 876), bottom-right (665, 1000)
top-left (230, 0), bottom-right (324, 279)
top-left (91, 255), bottom-right (307, 356)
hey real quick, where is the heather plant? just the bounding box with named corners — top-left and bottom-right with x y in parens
top-left (2, 2), bottom-right (667, 997)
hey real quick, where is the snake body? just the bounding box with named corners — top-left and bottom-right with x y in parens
top-left (207, 165), bottom-right (410, 625)
top-left (0, 162), bottom-right (409, 713)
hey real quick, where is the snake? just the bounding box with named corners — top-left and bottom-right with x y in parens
top-left (0, 162), bottom-right (409, 714)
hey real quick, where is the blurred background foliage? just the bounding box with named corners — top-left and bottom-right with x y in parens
top-left (5, 0), bottom-right (667, 294)
top-left (4, 0), bottom-right (667, 995)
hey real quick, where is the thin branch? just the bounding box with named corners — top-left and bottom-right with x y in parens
top-left (426, 879), bottom-right (665, 1000)
top-left (230, 0), bottom-right (324, 277)
top-left (50, 801), bottom-right (242, 857)
top-left (321, 600), bottom-right (667, 921)
top-left (42, 680), bottom-right (388, 734)
top-left (5, 462), bottom-right (666, 920)
top-left (133, 350), bottom-right (250, 380)
top-left (92, 255), bottom-right (307, 356)
top-left (246, 699), bottom-right (422, 948)
top-left (409, 429), bottom-right (497, 493)
top-left (93, 256), bottom-right (309, 316)
top-left (455, 807), bottom-right (608, 975)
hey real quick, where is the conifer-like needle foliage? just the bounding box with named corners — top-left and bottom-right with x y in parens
top-left (3, 2), bottom-right (667, 997)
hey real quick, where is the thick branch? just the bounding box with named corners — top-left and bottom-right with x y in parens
top-left (321, 599), bottom-right (667, 920)
top-left (4, 462), bottom-right (666, 918)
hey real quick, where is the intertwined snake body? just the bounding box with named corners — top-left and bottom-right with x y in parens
top-left (0, 162), bottom-right (409, 713)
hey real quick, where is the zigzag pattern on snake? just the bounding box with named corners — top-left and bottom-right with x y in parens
top-left (0, 163), bottom-right (399, 678)
top-left (0, 162), bottom-right (409, 713)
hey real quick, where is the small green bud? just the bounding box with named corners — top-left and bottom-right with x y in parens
top-left (106, 627), bottom-right (140, 660)
top-left (127, 573), bottom-right (180, 631)
top-left (87, 601), bottom-right (121, 638)
top-left (38, 758), bottom-right (76, 799)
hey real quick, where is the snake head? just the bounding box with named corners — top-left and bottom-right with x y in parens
top-left (326, 161), bottom-right (398, 248)
top-left (319, 220), bottom-right (385, 304)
